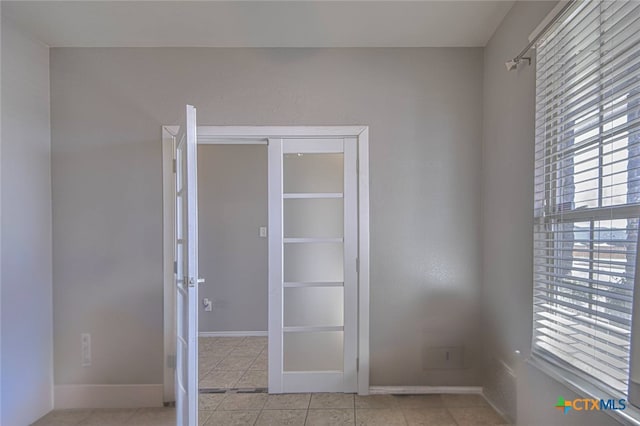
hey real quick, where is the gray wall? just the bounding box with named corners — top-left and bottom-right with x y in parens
top-left (198, 144), bottom-right (268, 332)
top-left (481, 2), bottom-right (620, 425)
top-left (1, 16), bottom-right (53, 426)
top-left (50, 47), bottom-right (484, 386)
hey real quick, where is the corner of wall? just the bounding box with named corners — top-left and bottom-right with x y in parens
top-left (479, 0), bottom-right (558, 423)
top-left (1, 14), bottom-right (54, 426)
top-left (482, 357), bottom-right (517, 423)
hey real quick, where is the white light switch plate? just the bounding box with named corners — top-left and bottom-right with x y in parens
top-left (259, 226), bottom-right (267, 238)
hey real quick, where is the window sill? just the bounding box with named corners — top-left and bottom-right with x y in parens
top-left (528, 355), bottom-right (640, 426)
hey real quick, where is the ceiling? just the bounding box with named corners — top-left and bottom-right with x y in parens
top-left (2, 1), bottom-right (515, 48)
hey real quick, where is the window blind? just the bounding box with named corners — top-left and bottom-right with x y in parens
top-left (533, 0), bottom-right (640, 395)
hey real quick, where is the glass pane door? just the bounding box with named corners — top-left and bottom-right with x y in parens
top-left (268, 138), bottom-right (357, 393)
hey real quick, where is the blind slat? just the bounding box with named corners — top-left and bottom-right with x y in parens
top-left (536, 327), bottom-right (630, 371)
top-left (537, 2), bottom-right (640, 85)
top-left (533, 0), bottom-right (640, 395)
top-left (537, 304), bottom-right (631, 335)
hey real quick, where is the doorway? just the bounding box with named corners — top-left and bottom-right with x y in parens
top-left (198, 143), bottom-right (269, 392)
top-left (162, 125), bottom-right (371, 404)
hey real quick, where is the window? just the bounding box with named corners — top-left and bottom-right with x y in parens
top-left (533, 0), bottom-right (640, 400)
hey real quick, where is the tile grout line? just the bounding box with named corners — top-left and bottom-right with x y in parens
top-left (353, 393), bottom-right (357, 426)
top-left (304, 393), bottom-right (313, 425)
top-left (444, 405), bottom-right (461, 426)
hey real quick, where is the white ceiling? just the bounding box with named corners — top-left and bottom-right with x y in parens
top-left (3, 1), bottom-right (515, 48)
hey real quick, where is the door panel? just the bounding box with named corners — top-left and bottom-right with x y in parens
top-left (283, 243), bottom-right (344, 283)
top-left (283, 152), bottom-right (344, 193)
top-left (284, 287), bottom-right (344, 327)
top-left (269, 137), bottom-right (358, 393)
top-left (284, 331), bottom-right (344, 371)
top-left (283, 198), bottom-right (344, 238)
top-left (175, 105), bottom-right (199, 426)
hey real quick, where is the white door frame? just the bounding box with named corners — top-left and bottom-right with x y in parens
top-left (162, 126), bottom-right (370, 398)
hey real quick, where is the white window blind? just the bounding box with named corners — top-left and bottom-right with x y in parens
top-left (533, 0), bottom-right (640, 396)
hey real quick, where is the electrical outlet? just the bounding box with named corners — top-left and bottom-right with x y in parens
top-left (203, 298), bottom-right (213, 312)
top-left (81, 333), bottom-right (91, 367)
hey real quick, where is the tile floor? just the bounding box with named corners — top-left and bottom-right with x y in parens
top-left (199, 336), bottom-right (268, 390)
top-left (32, 407), bottom-right (176, 426)
top-left (196, 393), bottom-right (511, 426)
top-left (32, 393), bottom-right (510, 425)
top-left (33, 337), bottom-right (510, 425)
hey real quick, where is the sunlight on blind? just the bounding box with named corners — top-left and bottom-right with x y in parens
top-left (533, 0), bottom-right (640, 395)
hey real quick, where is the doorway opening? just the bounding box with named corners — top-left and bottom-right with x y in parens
top-left (162, 124), bottom-right (371, 409)
top-left (197, 143), bottom-right (269, 393)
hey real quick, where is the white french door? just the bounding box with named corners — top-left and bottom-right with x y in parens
top-left (268, 137), bottom-right (358, 393)
top-left (174, 105), bottom-right (199, 425)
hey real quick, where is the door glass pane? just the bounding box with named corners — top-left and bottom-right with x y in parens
top-left (284, 287), bottom-right (344, 327)
top-left (176, 195), bottom-right (183, 239)
top-left (176, 243), bottom-right (184, 276)
top-left (178, 291), bottom-right (187, 344)
top-left (284, 331), bottom-right (343, 371)
top-left (176, 144), bottom-right (183, 192)
top-left (284, 198), bottom-right (343, 238)
top-left (283, 153), bottom-right (343, 193)
top-left (181, 344), bottom-right (188, 393)
top-left (284, 243), bottom-right (343, 282)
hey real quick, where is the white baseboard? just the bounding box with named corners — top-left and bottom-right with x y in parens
top-left (54, 384), bottom-right (164, 409)
top-left (199, 331), bottom-right (267, 337)
top-left (369, 386), bottom-right (483, 395)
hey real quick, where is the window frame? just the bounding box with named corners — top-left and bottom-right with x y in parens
top-left (531, 0), bottom-right (640, 414)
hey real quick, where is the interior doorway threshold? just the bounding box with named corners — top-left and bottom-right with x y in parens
top-left (199, 388), bottom-right (268, 394)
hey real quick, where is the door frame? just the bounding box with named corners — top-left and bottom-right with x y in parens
top-left (162, 125), bottom-right (370, 399)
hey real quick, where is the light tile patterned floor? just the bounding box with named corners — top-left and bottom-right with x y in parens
top-left (200, 336), bottom-right (268, 390)
top-left (32, 394), bottom-right (510, 425)
top-left (33, 338), bottom-right (511, 425)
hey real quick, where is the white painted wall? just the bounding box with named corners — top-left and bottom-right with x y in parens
top-left (481, 2), bottom-right (621, 425)
top-left (50, 47), bottom-right (484, 387)
top-left (1, 5), bottom-right (4, 422)
top-left (198, 144), bottom-right (268, 332)
top-left (1, 16), bottom-right (53, 426)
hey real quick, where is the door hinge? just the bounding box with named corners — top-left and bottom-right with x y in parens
top-left (357, 357), bottom-right (359, 371)
top-left (172, 159), bottom-right (177, 173)
top-left (173, 261), bottom-right (177, 274)
top-left (167, 354), bottom-right (176, 369)
top-left (356, 258), bottom-right (359, 273)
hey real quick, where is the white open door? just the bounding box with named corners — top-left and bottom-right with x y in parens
top-left (268, 137), bottom-right (358, 393)
top-left (175, 105), bottom-right (199, 426)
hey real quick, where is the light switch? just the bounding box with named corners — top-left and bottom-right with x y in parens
top-left (259, 226), bottom-right (267, 238)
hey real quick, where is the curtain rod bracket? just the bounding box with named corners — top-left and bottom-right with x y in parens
top-left (505, 56), bottom-right (531, 71)
top-left (504, 0), bottom-right (575, 72)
